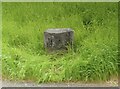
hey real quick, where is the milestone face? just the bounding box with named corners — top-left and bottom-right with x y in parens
top-left (44, 28), bottom-right (74, 51)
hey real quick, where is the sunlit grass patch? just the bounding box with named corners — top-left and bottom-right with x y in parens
top-left (2, 2), bottom-right (118, 83)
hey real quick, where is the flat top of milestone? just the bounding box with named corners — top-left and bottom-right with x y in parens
top-left (45, 28), bottom-right (73, 34)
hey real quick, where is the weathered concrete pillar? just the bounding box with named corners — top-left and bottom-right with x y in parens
top-left (44, 28), bottom-right (74, 52)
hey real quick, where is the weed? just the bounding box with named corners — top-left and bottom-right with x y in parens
top-left (2, 2), bottom-right (118, 83)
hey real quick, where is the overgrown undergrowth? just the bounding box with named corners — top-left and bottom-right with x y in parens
top-left (2, 2), bottom-right (118, 83)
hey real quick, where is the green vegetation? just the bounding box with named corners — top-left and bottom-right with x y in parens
top-left (2, 2), bottom-right (118, 83)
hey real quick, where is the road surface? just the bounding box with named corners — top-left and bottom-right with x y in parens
top-left (1, 79), bottom-right (118, 87)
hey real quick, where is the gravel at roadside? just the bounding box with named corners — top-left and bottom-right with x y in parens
top-left (1, 79), bottom-right (118, 87)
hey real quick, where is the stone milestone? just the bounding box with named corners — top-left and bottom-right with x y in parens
top-left (44, 28), bottom-right (74, 52)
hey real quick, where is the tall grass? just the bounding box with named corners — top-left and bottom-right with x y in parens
top-left (2, 2), bottom-right (118, 83)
